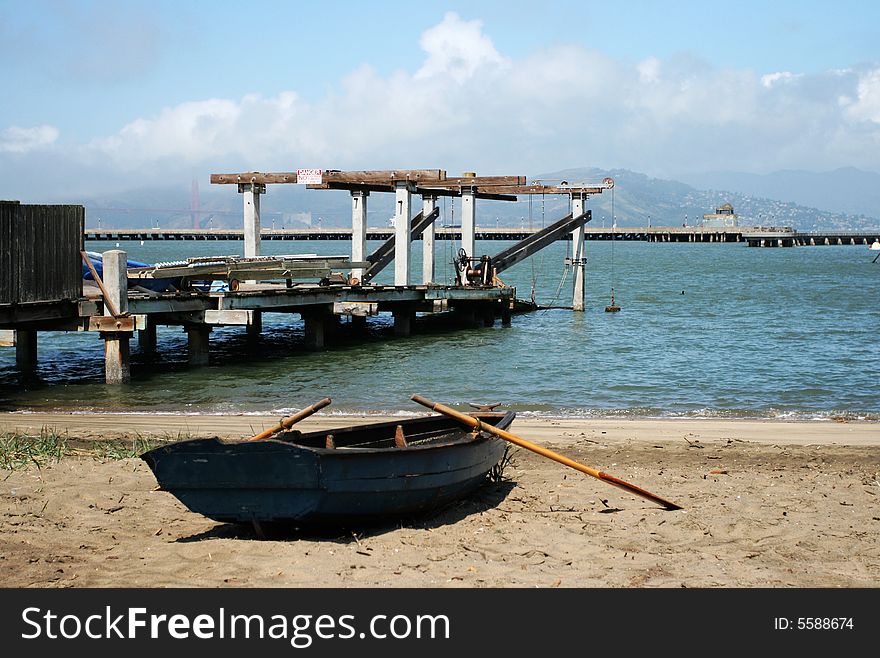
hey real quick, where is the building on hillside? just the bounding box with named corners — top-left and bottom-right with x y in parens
top-left (702, 202), bottom-right (738, 228)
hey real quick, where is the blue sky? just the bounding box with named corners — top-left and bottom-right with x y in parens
top-left (1, 0), bottom-right (879, 199)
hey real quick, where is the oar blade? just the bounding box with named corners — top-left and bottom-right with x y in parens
top-left (599, 472), bottom-right (683, 511)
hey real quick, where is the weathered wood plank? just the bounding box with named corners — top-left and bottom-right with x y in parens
top-left (210, 172), bottom-right (300, 184)
top-left (307, 181), bottom-right (517, 201)
top-left (0, 202), bottom-right (83, 305)
top-left (323, 170), bottom-right (446, 183)
top-left (88, 316), bottom-right (145, 332)
top-left (211, 169), bottom-right (446, 185)
top-left (430, 175), bottom-right (526, 186)
top-left (484, 185), bottom-right (606, 195)
top-left (306, 182), bottom-right (396, 193)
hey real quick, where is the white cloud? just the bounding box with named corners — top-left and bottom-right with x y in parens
top-left (415, 12), bottom-right (508, 82)
top-left (2, 13), bottom-right (880, 198)
top-left (94, 98), bottom-right (246, 165)
top-left (0, 125), bottom-right (59, 153)
top-left (761, 71), bottom-right (803, 88)
top-left (638, 57), bottom-right (661, 84)
top-left (842, 68), bottom-right (880, 123)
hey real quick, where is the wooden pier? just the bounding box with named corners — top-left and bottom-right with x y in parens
top-left (83, 225), bottom-right (757, 242)
top-left (3, 259), bottom-right (518, 383)
top-left (3, 168), bottom-right (618, 383)
top-left (2, 243), bottom-right (519, 384)
top-left (83, 226), bottom-right (880, 247)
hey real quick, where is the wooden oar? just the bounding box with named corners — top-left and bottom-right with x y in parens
top-left (411, 394), bottom-right (682, 511)
top-left (246, 397), bottom-right (332, 442)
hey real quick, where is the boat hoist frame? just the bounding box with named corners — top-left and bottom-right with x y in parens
top-left (210, 169), bottom-right (612, 289)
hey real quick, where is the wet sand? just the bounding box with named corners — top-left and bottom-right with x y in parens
top-left (1, 413), bottom-right (878, 587)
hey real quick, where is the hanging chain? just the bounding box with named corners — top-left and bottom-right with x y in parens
top-left (610, 185), bottom-right (615, 294)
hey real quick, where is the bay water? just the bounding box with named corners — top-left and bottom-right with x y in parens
top-left (1, 238), bottom-right (877, 420)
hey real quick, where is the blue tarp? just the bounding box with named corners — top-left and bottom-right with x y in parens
top-left (82, 251), bottom-right (183, 293)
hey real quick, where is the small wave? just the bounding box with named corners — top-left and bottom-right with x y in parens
top-left (5, 405), bottom-right (877, 423)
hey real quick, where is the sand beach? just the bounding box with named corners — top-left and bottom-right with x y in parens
top-left (1, 412), bottom-right (877, 588)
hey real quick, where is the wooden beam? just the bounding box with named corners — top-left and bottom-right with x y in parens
top-left (473, 193), bottom-right (519, 202)
top-left (88, 316), bottom-right (146, 332)
top-left (486, 185), bottom-right (606, 195)
top-left (204, 309), bottom-right (254, 325)
top-left (0, 300), bottom-right (82, 325)
top-left (324, 169), bottom-right (446, 183)
top-left (429, 175), bottom-right (526, 186)
top-left (311, 175), bottom-right (527, 190)
top-left (211, 169), bottom-right (447, 185)
top-left (307, 182), bottom-right (396, 194)
top-left (417, 187), bottom-right (517, 201)
top-left (308, 181), bottom-right (516, 201)
top-left (211, 172), bottom-right (300, 185)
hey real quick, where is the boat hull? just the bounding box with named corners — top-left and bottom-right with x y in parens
top-left (141, 412), bottom-right (513, 523)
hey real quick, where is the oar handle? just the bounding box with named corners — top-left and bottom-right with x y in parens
top-left (411, 394), bottom-right (681, 511)
top-left (247, 397), bottom-right (332, 442)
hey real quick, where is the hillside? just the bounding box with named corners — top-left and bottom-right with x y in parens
top-left (80, 168), bottom-right (880, 232)
top-left (678, 167), bottom-right (880, 218)
top-left (538, 168), bottom-right (879, 231)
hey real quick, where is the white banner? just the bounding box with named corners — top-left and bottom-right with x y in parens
top-left (296, 169), bottom-right (323, 184)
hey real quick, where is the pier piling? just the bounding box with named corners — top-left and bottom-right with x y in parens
top-left (247, 310), bottom-right (263, 340)
top-left (393, 307), bottom-right (415, 337)
top-left (501, 303), bottom-right (512, 327)
top-left (393, 182), bottom-right (413, 286)
top-left (138, 319), bottom-right (157, 353)
top-left (15, 329), bottom-right (37, 372)
top-left (240, 182), bottom-right (264, 284)
top-left (350, 191), bottom-right (368, 283)
top-left (102, 250), bottom-right (131, 384)
top-left (303, 308), bottom-right (333, 350)
top-left (571, 193), bottom-right (587, 312)
top-left (460, 183), bottom-right (476, 262)
top-left (185, 325), bottom-right (211, 366)
top-left (422, 194), bottom-right (437, 284)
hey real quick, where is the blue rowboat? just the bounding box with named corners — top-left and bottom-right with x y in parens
top-left (140, 410), bottom-right (514, 525)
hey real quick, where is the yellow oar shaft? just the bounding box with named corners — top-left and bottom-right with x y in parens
top-left (411, 394), bottom-right (681, 511)
top-left (247, 397), bottom-right (332, 442)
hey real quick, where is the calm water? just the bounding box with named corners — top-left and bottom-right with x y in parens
top-left (1, 238), bottom-right (878, 420)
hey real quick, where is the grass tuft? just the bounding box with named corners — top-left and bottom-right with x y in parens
top-left (0, 429), bottom-right (69, 470)
top-left (0, 429), bottom-right (185, 469)
top-left (92, 436), bottom-right (168, 460)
